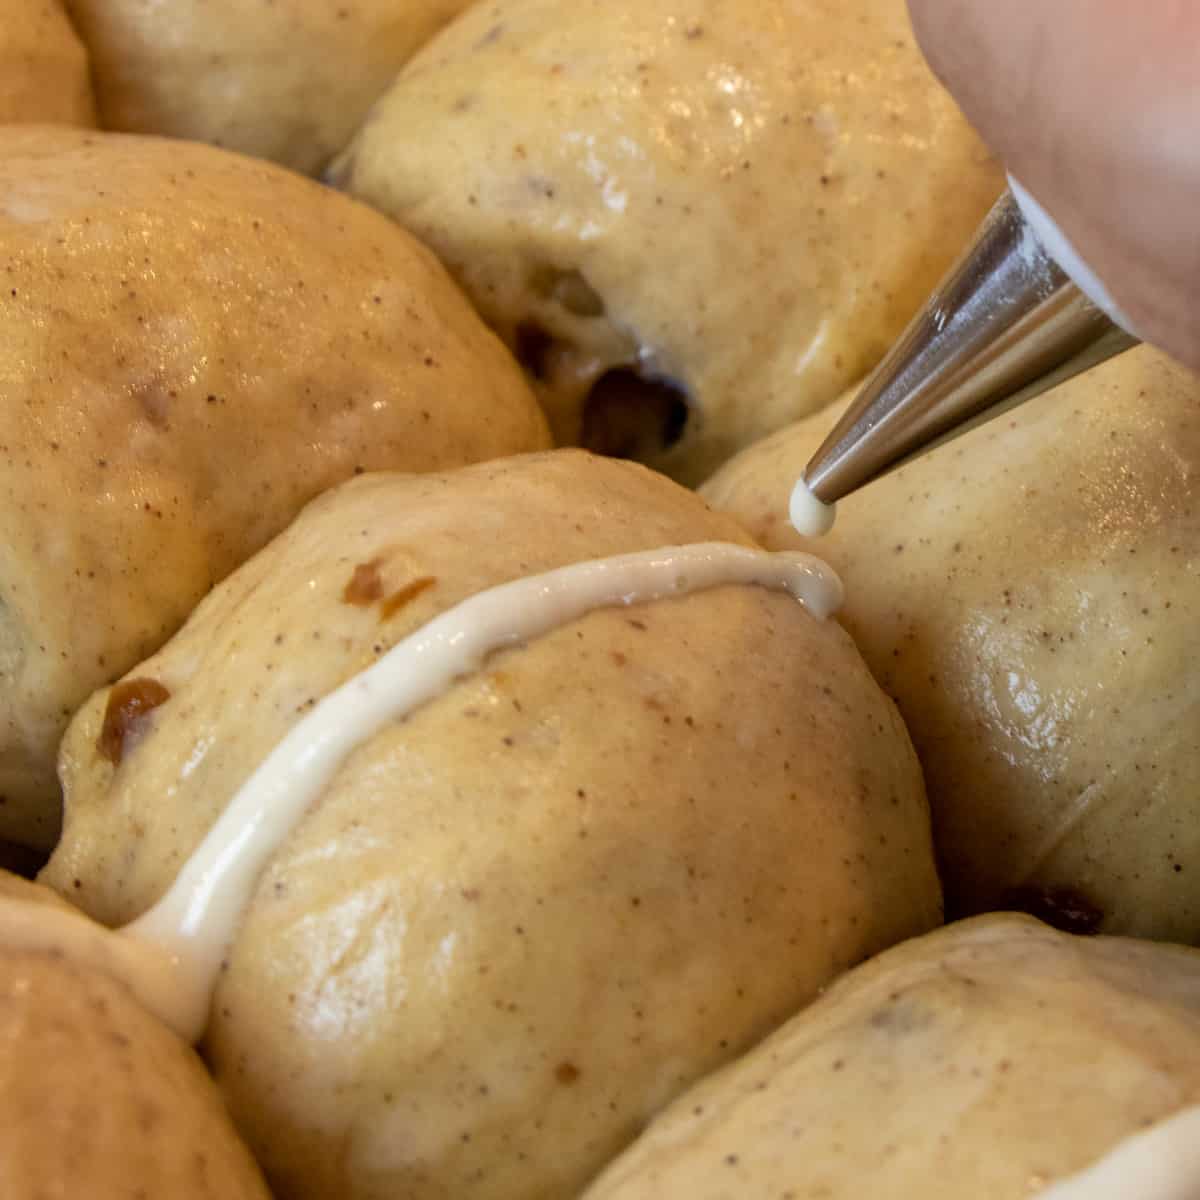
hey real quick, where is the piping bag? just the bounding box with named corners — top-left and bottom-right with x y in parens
top-left (790, 179), bottom-right (1141, 538)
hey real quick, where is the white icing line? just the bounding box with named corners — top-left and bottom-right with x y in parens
top-left (1034, 1106), bottom-right (1200, 1200)
top-left (14, 543), bottom-right (840, 1041)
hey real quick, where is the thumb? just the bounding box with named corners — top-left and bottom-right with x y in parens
top-left (907, 0), bottom-right (1200, 372)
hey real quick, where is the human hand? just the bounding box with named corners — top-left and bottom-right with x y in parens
top-left (907, 1), bottom-right (1200, 371)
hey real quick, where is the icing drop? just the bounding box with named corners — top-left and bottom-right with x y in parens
top-left (10, 542), bottom-right (840, 1041)
top-left (789, 474), bottom-right (837, 538)
top-left (1033, 1106), bottom-right (1200, 1200)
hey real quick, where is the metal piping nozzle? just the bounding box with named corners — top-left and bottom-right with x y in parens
top-left (802, 189), bottom-right (1139, 507)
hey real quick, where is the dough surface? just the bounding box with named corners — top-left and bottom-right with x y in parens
top-left (584, 914), bottom-right (1200, 1200)
top-left (334, 0), bottom-right (1002, 482)
top-left (703, 347), bottom-right (1200, 940)
top-left (0, 0), bottom-right (95, 127)
top-left (0, 127), bottom-right (547, 848)
top-left (44, 450), bottom-right (941, 1200)
top-left (0, 873), bottom-right (270, 1200)
top-left (64, 0), bottom-right (471, 173)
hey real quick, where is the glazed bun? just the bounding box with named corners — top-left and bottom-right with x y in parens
top-left (703, 347), bottom-right (1200, 940)
top-left (45, 450), bottom-right (941, 1200)
top-left (585, 915), bottom-right (1200, 1200)
top-left (0, 0), bottom-right (94, 126)
top-left (0, 127), bottom-right (547, 848)
top-left (63, 0), bottom-right (472, 173)
top-left (333, 0), bottom-right (1001, 481)
top-left (0, 872), bottom-right (270, 1200)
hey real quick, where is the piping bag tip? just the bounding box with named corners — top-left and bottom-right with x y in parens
top-left (799, 187), bottom-right (1138, 511)
top-left (789, 474), bottom-right (837, 538)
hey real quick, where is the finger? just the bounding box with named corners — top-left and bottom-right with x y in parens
top-left (907, 0), bottom-right (1200, 371)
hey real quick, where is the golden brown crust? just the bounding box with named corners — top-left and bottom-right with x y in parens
top-left (0, 957), bottom-right (272, 1198)
top-left (0, 0), bottom-right (95, 127)
top-left (46, 450), bottom-right (940, 1200)
top-left (65, 0), bottom-right (473, 173)
top-left (0, 872), bottom-right (270, 1199)
top-left (0, 127), bottom-right (547, 848)
top-left (704, 348), bottom-right (1200, 940)
top-left (585, 915), bottom-right (1200, 1200)
top-left (335, 0), bottom-right (1002, 481)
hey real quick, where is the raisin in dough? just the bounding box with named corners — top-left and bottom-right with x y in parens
top-left (334, 0), bottom-right (1002, 482)
top-left (0, 127), bottom-right (546, 848)
top-left (45, 451), bottom-right (941, 1200)
top-left (65, 0), bottom-right (471, 173)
